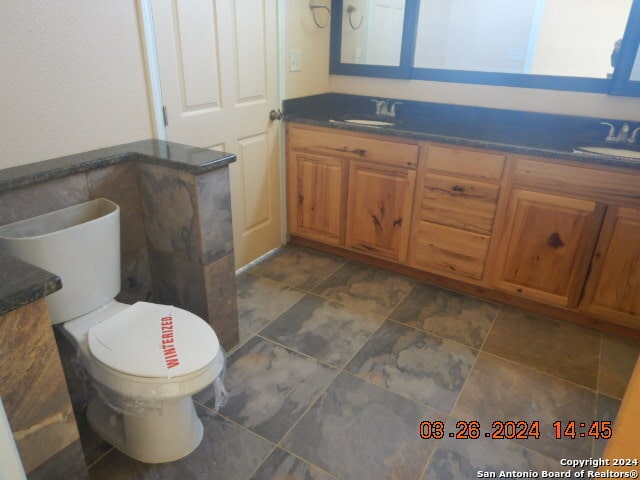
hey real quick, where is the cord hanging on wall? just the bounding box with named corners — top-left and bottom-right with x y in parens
top-left (346, 5), bottom-right (363, 30)
top-left (309, 1), bottom-right (331, 29)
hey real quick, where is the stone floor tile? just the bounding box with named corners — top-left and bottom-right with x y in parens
top-left (247, 245), bottom-right (346, 291)
top-left (346, 320), bottom-right (477, 412)
top-left (261, 293), bottom-right (384, 368)
top-left (483, 307), bottom-right (600, 388)
top-left (312, 261), bottom-right (415, 316)
top-left (391, 283), bottom-right (499, 349)
top-left (282, 372), bottom-right (445, 480)
top-left (216, 336), bottom-right (338, 443)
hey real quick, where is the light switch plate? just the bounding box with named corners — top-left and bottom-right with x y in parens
top-left (289, 49), bottom-right (302, 72)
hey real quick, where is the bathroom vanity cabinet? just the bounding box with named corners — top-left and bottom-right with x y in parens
top-left (496, 157), bottom-right (640, 326)
top-left (408, 144), bottom-right (505, 283)
top-left (285, 122), bottom-right (640, 336)
top-left (286, 124), bottom-right (418, 260)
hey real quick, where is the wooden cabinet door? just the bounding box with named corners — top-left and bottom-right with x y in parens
top-left (581, 207), bottom-right (640, 328)
top-left (346, 161), bottom-right (416, 261)
top-left (287, 152), bottom-right (348, 245)
top-left (494, 189), bottom-right (605, 307)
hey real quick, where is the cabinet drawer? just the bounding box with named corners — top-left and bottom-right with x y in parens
top-left (426, 145), bottom-right (505, 182)
top-left (417, 173), bottom-right (500, 234)
top-left (288, 126), bottom-right (418, 169)
top-left (514, 158), bottom-right (640, 205)
top-left (410, 221), bottom-right (490, 280)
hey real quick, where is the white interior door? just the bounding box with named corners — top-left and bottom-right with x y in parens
top-left (149, 0), bottom-right (282, 269)
top-left (366, 0), bottom-right (405, 65)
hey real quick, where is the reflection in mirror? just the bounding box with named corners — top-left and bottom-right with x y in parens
top-left (340, 0), bottom-right (406, 66)
top-left (414, 0), bottom-right (632, 79)
top-left (631, 47), bottom-right (640, 81)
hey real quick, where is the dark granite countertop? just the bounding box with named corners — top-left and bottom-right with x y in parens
top-left (0, 252), bottom-right (61, 316)
top-left (283, 94), bottom-right (640, 170)
top-left (0, 139), bottom-right (237, 192)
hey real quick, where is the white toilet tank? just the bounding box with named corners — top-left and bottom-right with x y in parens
top-left (0, 198), bottom-right (121, 324)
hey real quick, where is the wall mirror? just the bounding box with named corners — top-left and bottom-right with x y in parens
top-left (330, 0), bottom-right (419, 78)
top-left (330, 0), bottom-right (640, 96)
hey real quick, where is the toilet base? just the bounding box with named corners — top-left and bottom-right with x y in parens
top-left (87, 395), bottom-right (203, 463)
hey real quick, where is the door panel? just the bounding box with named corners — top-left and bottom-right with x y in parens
top-left (581, 207), bottom-right (640, 327)
top-left (287, 152), bottom-right (348, 245)
top-left (494, 189), bottom-right (604, 307)
top-left (237, 134), bottom-right (270, 231)
top-left (346, 161), bottom-right (416, 261)
top-left (151, 0), bottom-right (281, 268)
top-left (234, 0), bottom-right (266, 102)
top-left (174, 1), bottom-right (221, 108)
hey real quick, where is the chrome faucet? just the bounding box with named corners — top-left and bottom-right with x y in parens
top-left (371, 99), bottom-right (402, 119)
top-left (601, 121), bottom-right (634, 143)
top-left (617, 123), bottom-right (630, 142)
top-left (389, 101), bottom-right (402, 118)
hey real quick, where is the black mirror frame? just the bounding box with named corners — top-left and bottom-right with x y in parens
top-left (329, 0), bottom-right (640, 97)
top-left (329, 0), bottom-right (420, 79)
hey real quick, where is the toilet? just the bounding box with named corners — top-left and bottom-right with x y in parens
top-left (0, 198), bottom-right (226, 463)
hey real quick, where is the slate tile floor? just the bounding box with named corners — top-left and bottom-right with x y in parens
top-left (87, 245), bottom-right (640, 479)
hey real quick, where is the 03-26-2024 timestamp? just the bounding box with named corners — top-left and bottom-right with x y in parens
top-left (419, 420), bottom-right (614, 440)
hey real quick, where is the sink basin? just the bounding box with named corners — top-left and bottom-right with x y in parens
top-left (575, 146), bottom-right (640, 159)
top-left (329, 115), bottom-right (397, 127)
top-left (343, 118), bottom-right (396, 126)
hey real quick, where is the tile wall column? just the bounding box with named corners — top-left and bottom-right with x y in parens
top-left (137, 162), bottom-right (239, 350)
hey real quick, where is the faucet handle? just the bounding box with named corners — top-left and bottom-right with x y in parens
top-left (371, 99), bottom-right (387, 115)
top-left (600, 122), bottom-right (616, 141)
top-left (616, 123), bottom-right (630, 142)
top-left (389, 101), bottom-right (403, 117)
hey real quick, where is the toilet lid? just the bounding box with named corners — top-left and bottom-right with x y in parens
top-left (88, 302), bottom-right (220, 379)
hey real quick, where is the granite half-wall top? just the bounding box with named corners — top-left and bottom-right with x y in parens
top-left (0, 252), bottom-right (61, 316)
top-left (0, 139), bottom-right (236, 192)
top-left (283, 93), bottom-right (640, 170)
top-left (0, 139), bottom-right (237, 317)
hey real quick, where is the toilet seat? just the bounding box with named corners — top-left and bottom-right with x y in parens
top-left (88, 302), bottom-right (220, 379)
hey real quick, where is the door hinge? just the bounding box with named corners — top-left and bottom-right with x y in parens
top-left (162, 106), bottom-right (169, 127)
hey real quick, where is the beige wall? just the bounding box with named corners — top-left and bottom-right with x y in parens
top-left (0, 1), bottom-right (153, 169)
top-left (330, 75), bottom-right (640, 120)
top-left (283, 0), bottom-right (331, 99)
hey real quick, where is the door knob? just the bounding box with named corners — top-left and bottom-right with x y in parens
top-left (269, 109), bottom-right (283, 121)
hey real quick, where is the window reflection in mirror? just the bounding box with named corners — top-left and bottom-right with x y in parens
top-left (340, 0), bottom-right (406, 66)
top-left (631, 46), bottom-right (640, 81)
top-left (414, 0), bottom-right (632, 79)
